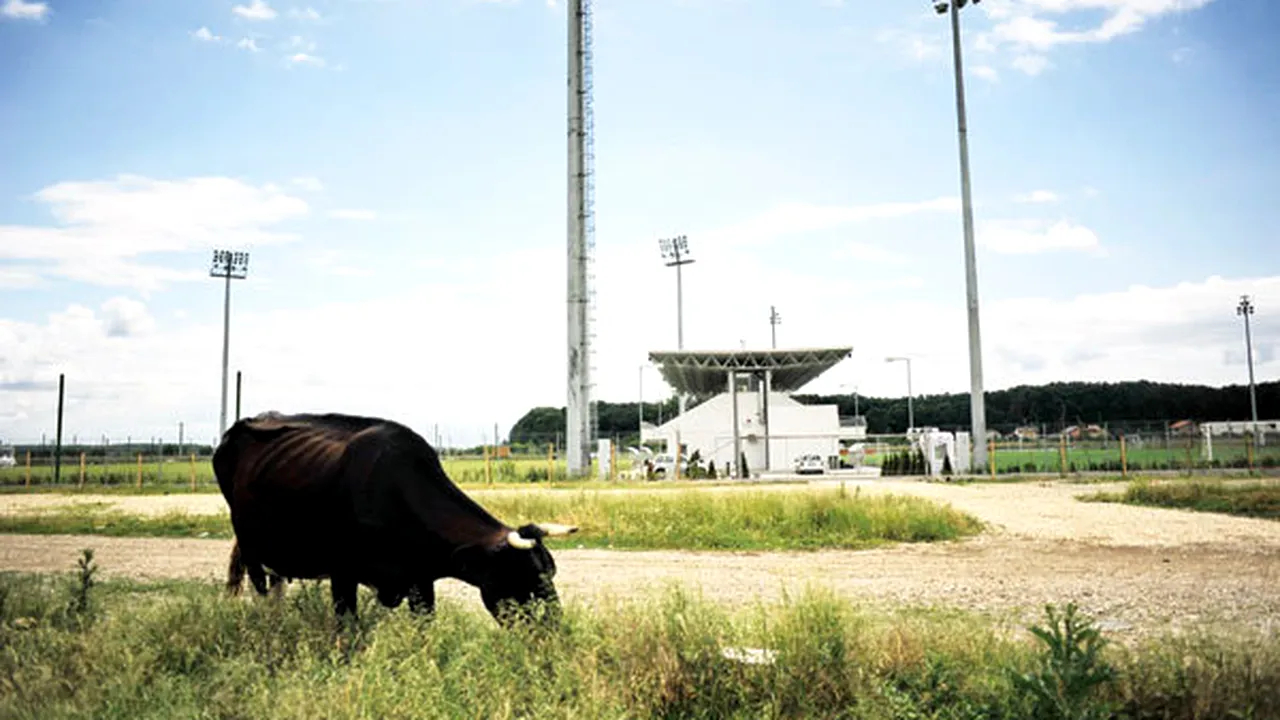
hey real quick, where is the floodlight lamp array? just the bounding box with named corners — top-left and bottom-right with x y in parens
top-left (658, 235), bottom-right (689, 260)
top-left (932, 0), bottom-right (977, 14)
top-left (1237, 295), bottom-right (1255, 316)
top-left (210, 249), bottom-right (250, 278)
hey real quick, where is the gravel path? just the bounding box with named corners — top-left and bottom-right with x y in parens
top-left (2, 479), bottom-right (1278, 637)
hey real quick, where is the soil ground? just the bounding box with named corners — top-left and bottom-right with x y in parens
top-left (2, 478), bottom-right (1278, 639)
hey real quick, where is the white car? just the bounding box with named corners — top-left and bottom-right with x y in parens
top-left (0, 449), bottom-right (15, 468)
top-left (793, 453), bottom-right (825, 475)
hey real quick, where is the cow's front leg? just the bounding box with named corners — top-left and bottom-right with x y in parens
top-left (408, 582), bottom-right (435, 616)
top-left (330, 575), bottom-right (358, 620)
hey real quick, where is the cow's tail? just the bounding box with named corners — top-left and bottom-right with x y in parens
top-left (226, 539), bottom-right (247, 596)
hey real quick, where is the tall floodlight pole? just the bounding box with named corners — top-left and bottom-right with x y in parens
top-left (565, 0), bottom-right (593, 476)
top-left (886, 356), bottom-right (914, 432)
top-left (209, 250), bottom-right (249, 439)
top-left (933, 0), bottom-right (987, 469)
top-left (1237, 295), bottom-right (1260, 446)
top-left (769, 305), bottom-right (781, 349)
top-left (659, 235), bottom-right (694, 415)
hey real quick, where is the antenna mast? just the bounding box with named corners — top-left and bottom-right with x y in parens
top-left (566, 0), bottom-right (596, 475)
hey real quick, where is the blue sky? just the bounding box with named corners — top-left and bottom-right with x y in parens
top-left (1, 0), bottom-right (1277, 447)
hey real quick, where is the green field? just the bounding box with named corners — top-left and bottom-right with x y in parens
top-left (1, 568), bottom-right (1276, 719)
top-left (0, 487), bottom-right (982, 551)
top-left (0, 454), bottom-right (633, 490)
top-left (1080, 478), bottom-right (1280, 520)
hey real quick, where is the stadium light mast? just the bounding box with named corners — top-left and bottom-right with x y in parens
top-left (886, 356), bottom-right (914, 432)
top-left (1237, 295), bottom-right (1261, 447)
top-left (565, 0), bottom-right (596, 477)
top-left (210, 249), bottom-right (249, 439)
top-left (659, 234), bottom-right (694, 415)
top-left (933, 0), bottom-right (988, 470)
top-left (769, 305), bottom-right (781, 349)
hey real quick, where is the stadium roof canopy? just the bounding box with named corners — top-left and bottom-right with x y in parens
top-left (647, 347), bottom-right (853, 397)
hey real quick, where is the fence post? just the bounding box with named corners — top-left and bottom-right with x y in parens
top-left (190, 453), bottom-right (197, 492)
top-left (79, 452), bottom-right (86, 488)
top-left (610, 442), bottom-right (617, 483)
top-left (25, 451), bottom-right (31, 487)
top-left (1059, 435), bottom-right (1067, 477)
top-left (484, 445), bottom-right (492, 486)
top-left (989, 440), bottom-right (996, 479)
top-left (136, 453), bottom-right (143, 489)
top-left (1120, 435), bottom-right (1128, 479)
top-left (546, 443), bottom-right (554, 483)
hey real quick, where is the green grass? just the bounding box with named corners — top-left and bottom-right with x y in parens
top-left (0, 487), bottom-right (983, 550)
top-left (1080, 478), bottom-right (1280, 520)
top-left (1, 568), bottom-right (1277, 719)
top-left (0, 455), bottom-right (633, 490)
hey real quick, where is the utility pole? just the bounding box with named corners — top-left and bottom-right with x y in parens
top-left (209, 250), bottom-right (249, 439)
top-left (933, 0), bottom-right (987, 469)
top-left (769, 305), bottom-right (781, 349)
top-left (54, 373), bottom-right (64, 484)
top-left (659, 234), bottom-right (694, 415)
top-left (886, 356), bottom-right (914, 432)
top-left (1237, 295), bottom-right (1261, 446)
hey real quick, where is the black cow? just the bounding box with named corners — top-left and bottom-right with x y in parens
top-left (213, 411), bottom-right (577, 624)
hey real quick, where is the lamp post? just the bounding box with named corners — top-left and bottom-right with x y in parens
top-left (886, 356), bottom-right (914, 432)
top-left (769, 305), bottom-right (781, 349)
top-left (659, 234), bottom-right (694, 415)
top-left (932, 0), bottom-right (987, 469)
top-left (209, 250), bottom-right (249, 439)
top-left (1237, 295), bottom-right (1261, 446)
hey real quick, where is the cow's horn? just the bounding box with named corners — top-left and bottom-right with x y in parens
top-left (537, 523), bottom-right (579, 536)
top-left (507, 530), bottom-right (537, 550)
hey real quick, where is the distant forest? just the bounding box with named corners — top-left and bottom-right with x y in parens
top-left (508, 380), bottom-right (1280, 445)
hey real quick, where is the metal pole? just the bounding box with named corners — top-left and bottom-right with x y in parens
top-left (769, 305), bottom-right (780, 349)
top-left (219, 268), bottom-right (231, 438)
top-left (565, 0), bottom-right (590, 476)
top-left (948, 0), bottom-right (987, 470)
top-left (906, 359), bottom-right (915, 432)
top-left (235, 370), bottom-right (242, 422)
top-left (54, 373), bottom-right (64, 484)
top-left (730, 371), bottom-right (742, 478)
top-left (762, 370), bottom-right (772, 471)
top-left (1239, 296), bottom-right (1260, 446)
top-left (675, 257), bottom-right (687, 417)
top-left (638, 365), bottom-right (644, 439)
top-left (178, 421), bottom-right (184, 458)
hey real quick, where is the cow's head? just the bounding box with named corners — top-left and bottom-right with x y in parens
top-left (477, 522), bottom-right (577, 627)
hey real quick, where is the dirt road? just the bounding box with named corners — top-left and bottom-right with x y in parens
top-left (2, 479), bottom-right (1278, 636)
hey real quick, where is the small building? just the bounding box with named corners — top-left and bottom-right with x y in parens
top-left (641, 347), bottom-right (854, 476)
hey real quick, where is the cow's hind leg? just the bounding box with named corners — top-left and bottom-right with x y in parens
top-left (226, 540), bottom-right (247, 596)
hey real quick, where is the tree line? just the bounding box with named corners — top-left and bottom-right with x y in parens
top-left (509, 379), bottom-right (1279, 444)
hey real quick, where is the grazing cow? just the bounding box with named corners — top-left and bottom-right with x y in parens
top-left (213, 411), bottom-right (577, 624)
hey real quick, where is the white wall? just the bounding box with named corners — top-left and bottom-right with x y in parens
top-left (650, 391), bottom-right (841, 473)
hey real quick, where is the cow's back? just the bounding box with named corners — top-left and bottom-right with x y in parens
top-left (214, 413), bottom-right (387, 579)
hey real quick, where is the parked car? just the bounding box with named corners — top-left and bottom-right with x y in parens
top-left (649, 453), bottom-right (690, 479)
top-left (793, 453), bottom-right (825, 475)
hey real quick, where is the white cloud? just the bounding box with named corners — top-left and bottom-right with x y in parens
top-left (701, 196), bottom-right (960, 248)
top-left (100, 297), bottom-right (156, 338)
top-left (289, 6), bottom-right (321, 20)
top-left (286, 52), bottom-right (326, 67)
top-left (1013, 189), bottom-right (1059, 203)
top-left (232, 0), bottom-right (277, 21)
top-left (1, 0), bottom-right (48, 21)
top-left (328, 209), bottom-right (377, 221)
top-left (191, 26), bottom-right (221, 42)
top-left (237, 37), bottom-right (261, 52)
top-left (833, 241), bottom-right (911, 265)
top-left (287, 35), bottom-right (316, 51)
top-left (1012, 53), bottom-right (1051, 75)
top-left (0, 267), bottom-right (41, 289)
top-left (978, 218), bottom-right (1103, 255)
top-left (0, 175), bottom-right (308, 292)
top-left (972, 65), bottom-right (1000, 82)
